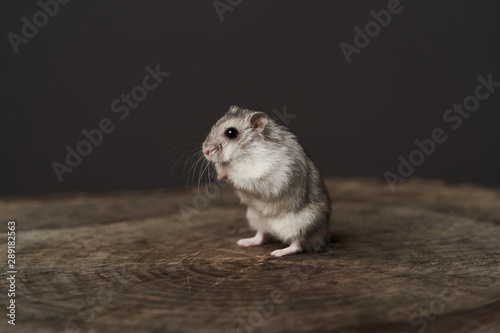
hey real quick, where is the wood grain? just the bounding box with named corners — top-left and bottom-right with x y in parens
top-left (1, 178), bottom-right (500, 333)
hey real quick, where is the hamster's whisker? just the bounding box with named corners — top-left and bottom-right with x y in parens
top-left (185, 152), bottom-right (201, 188)
top-left (187, 154), bottom-right (202, 183)
top-left (188, 153), bottom-right (206, 188)
top-left (169, 147), bottom-right (201, 179)
top-left (158, 141), bottom-right (200, 170)
top-left (184, 147), bottom-right (203, 167)
top-left (205, 162), bottom-right (217, 194)
top-left (160, 140), bottom-right (198, 156)
top-left (198, 159), bottom-right (210, 185)
top-left (202, 159), bottom-right (211, 186)
top-left (209, 162), bottom-right (216, 183)
top-left (176, 149), bottom-right (202, 182)
top-left (198, 158), bottom-right (211, 190)
top-left (182, 148), bottom-right (204, 177)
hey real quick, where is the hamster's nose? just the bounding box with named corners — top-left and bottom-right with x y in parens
top-left (203, 148), bottom-right (210, 156)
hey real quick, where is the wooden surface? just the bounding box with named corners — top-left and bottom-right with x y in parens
top-left (1, 178), bottom-right (500, 333)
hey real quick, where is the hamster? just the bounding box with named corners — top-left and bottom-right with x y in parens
top-left (202, 106), bottom-right (331, 257)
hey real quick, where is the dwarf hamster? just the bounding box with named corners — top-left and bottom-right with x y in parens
top-left (202, 106), bottom-right (331, 257)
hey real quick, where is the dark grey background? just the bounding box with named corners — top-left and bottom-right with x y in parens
top-left (1, 0), bottom-right (499, 196)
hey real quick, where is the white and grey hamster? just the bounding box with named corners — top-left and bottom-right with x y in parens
top-left (202, 106), bottom-right (331, 257)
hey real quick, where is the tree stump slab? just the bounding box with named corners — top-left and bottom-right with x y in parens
top-left (1, 178), bottom-right (500, 333)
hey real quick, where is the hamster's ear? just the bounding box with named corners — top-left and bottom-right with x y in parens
top-left (250, 112), bottom-right (269, 134)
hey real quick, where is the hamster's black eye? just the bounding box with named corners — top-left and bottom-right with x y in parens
top-left (225, 128), bottom-right (238, 139)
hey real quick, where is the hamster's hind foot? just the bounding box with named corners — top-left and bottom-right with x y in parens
top-left (270, 241), bottom-right (300, 257)
top-left (237, 230), bottom-right (267, 247)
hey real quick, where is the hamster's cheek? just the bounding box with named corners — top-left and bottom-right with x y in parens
top-left (222, 144), bottom-right (237, 162)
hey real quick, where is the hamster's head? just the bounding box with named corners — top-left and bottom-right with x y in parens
top-left (202, 106), bottom-right (270, 165)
